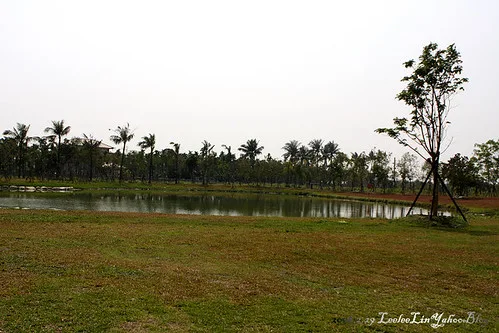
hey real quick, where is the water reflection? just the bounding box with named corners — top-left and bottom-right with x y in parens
top-left (0, 192), bottom-right (445, 219)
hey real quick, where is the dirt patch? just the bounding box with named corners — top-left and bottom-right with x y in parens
top-left (340, 192), bottom-right (499, 209)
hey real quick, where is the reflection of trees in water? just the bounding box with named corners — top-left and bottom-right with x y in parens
top-left (1, 193), bottom-right (449, 218)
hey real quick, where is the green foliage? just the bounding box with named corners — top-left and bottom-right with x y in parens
top-left (110, 123), bottom-right (135, 147)
top-left (2, 114), bottom-right (498, 198)
top-left (376, 43), bottom-right (468, 217)
top-left (350, 152), bottom-right (368, 191)
top-left (473, 139), bottom-right (499, 193)
top-left (110, 123), bottom-right (135, 182)
top-left (138, 133), bottom-right (156, 152)
top-left (368, 148), bottom-right (392, 192)
top-left (44, 120), bottom-right (71, 146)
top-left (238, 139), bottom-right (264, 165)
top-left (397, 152), bottom-right (418, 194)
top-left (200, 140), bottom-right (216, 185)
top-left (282, 140), bottom-right (300, 165)
top-left (3, 123), bottom-right (32, 178)
top-left (400, 214), bottom-right (469, 228)
top-left (138, 134), bottom-right (156, 183)
top-left (376, 43), bottom-right (468, 160)
top-left (442, 153), bottom-right (479, 197)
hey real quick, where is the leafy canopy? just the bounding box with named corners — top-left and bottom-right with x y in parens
top-left (376, 43), bottom-right (468, 161)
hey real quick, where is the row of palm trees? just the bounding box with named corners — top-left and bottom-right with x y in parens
top-left (0, 121), bottom-right (402, 190)
top-left (2, 121), bottom-right (497, 195)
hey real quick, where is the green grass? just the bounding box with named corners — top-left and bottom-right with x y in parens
top-left (0, 178), bottom-right (413, 197)
top-left (0, 209), bottom-right (497, 332)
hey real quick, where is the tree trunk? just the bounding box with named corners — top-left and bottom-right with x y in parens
top-left (148, 148), bottom-right (153, 184)
top-left (175, 156), bottom-right (179, 184)
top-left (148, 153), bottom-right (152, 184)
top-left (18, 146), bottom-right (23, 178)
top-left (89, 153), bottom-right (93, 181)
top-left (57, 136), bottom-right (61, 179)
top-left (119, 143), bottom-right (126, 182)
top-left (430, 158), bottom-right (439, 219)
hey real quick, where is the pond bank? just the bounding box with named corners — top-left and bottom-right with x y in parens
top-left (1, 185), bottom-right (74, 192)
top-left (1, 180), bottom-right (497, 212)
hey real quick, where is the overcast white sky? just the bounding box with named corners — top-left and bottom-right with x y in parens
top-left (1, 0), bottom-right (498, 161)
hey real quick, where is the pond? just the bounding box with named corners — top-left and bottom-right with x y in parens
top-left (0, 192), bottom-right (444, 219)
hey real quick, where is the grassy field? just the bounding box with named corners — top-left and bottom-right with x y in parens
top-left (0, 208), bottom-right (497, 332)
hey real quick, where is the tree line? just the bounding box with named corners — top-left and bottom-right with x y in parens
top-left (1, 121), bottom-right (497, 196)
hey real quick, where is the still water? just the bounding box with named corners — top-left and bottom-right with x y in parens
top-left (0, 192), bottom-right (439, 219)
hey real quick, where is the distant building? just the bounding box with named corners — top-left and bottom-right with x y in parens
top-left (76, 137), bottom-right (114, 153)
top-left (96, 142), bottom-right (113, 153)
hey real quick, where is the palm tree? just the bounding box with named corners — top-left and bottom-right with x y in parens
top-left (298, 145), bottom-right (311, 166)
top-left (308, 139), bottom-right (324, 168)
top-left (110, 123), bottom-right (134, 182)
top-left (185, 151), bottom-right (199, 183)
top-left (44, 120), bottom-right (71, 178)
top-left (170, 142), bottom-right (181, 184)
top-left (238, 139), bottom-right (264, 167)
top-left (82, 134), bottom-right (101, 181)
top-left (200, 140), bottom-right (215, 185)
top-left (350, 152), bottom-right (368, 192)
top-left (308, 139), bottom-right (324, 187)
top-left (200, 140), bottom-right (214, 157)
top-left (3, 123), bottom-right (32, 178)
top-left (323, 141), bottom-right (340, 167)
top-left (222, 144), bottom-right (236, 185)
top-left (221, 144), bottom-right (234, 160)
top-left (323, 141), bottom-right (340, 187)
top-left (282, 140), bottom-right (300, 164)
top-left (298, 145), bottom-right (312, 186)
top-left (282, 140), bottom-right (300, 185)
top-left (138, 133), bottom-right (156, 184)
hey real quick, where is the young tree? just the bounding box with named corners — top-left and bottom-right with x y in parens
top-left (138, 133), bottom-right (156, 184)
top-left (369, 149), bottom-right (391, 192)
top-left (110, 123), bottom-right (134, 182)
top-left (397, 152), bottom-right (418, 194)
top-left (441, 153), bottom-right (479, 197)
top-left (376, 43), bottom-right (468, 218)
top-left (473, 139), bottom-right (499, 194)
